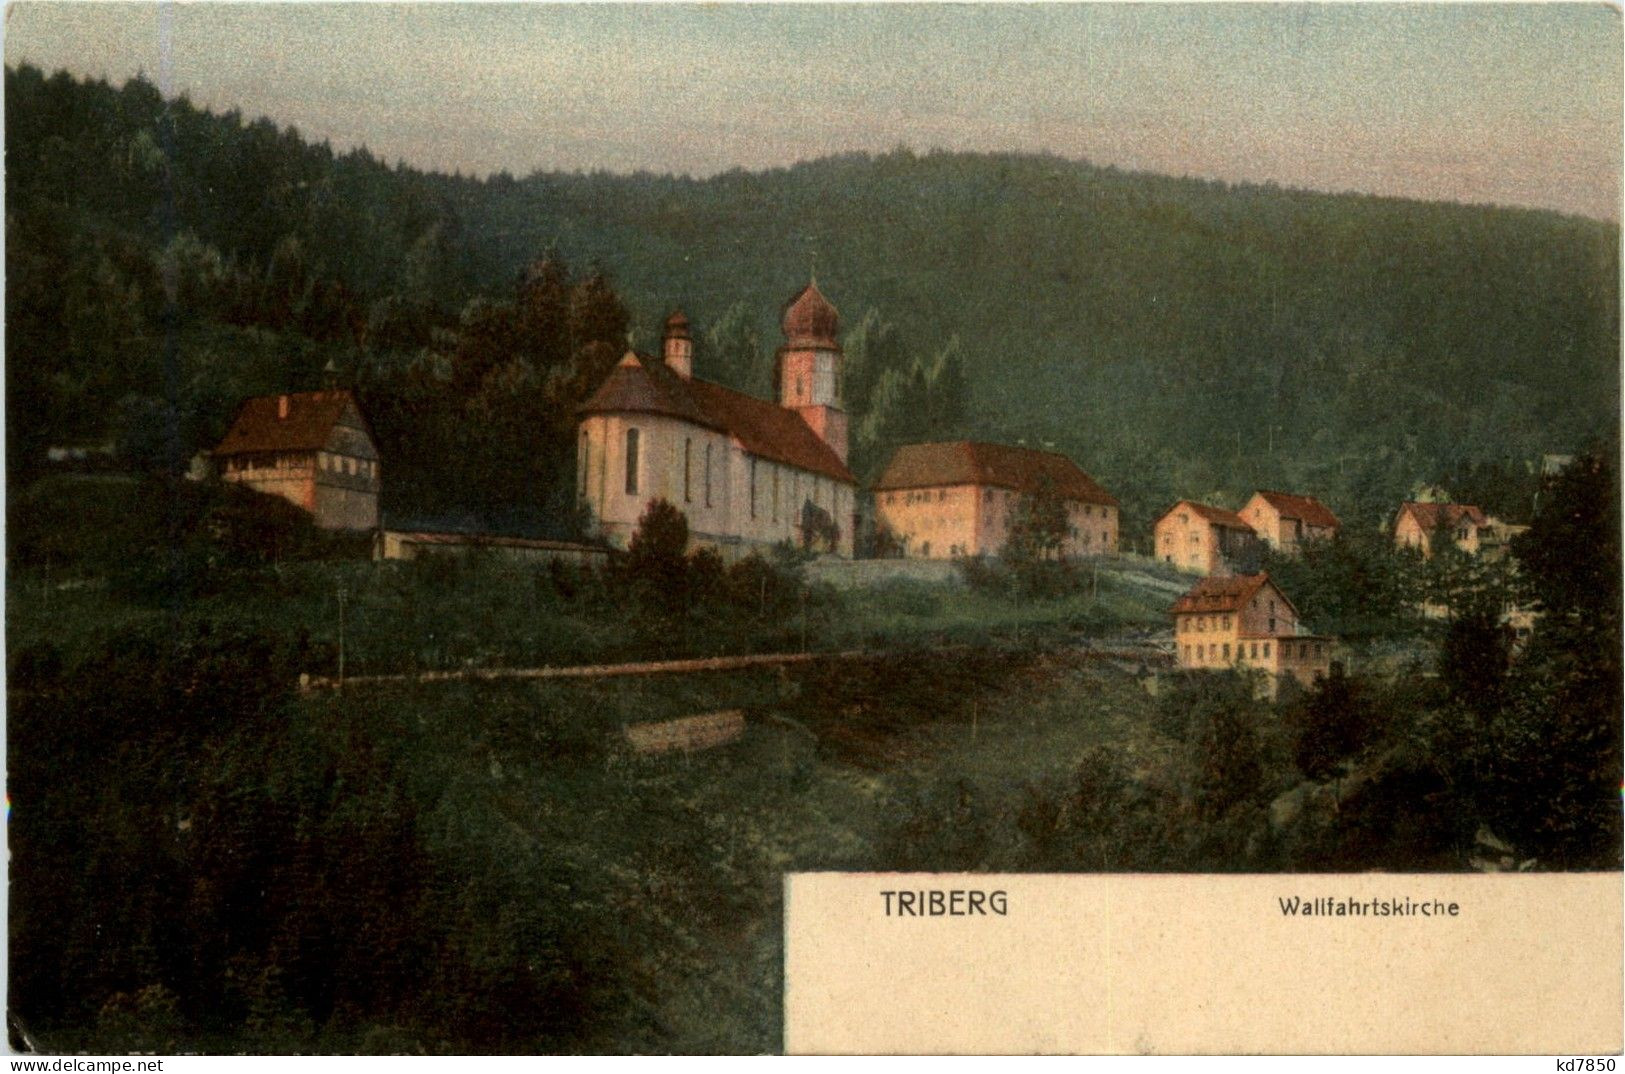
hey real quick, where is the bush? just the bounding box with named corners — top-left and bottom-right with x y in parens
top-left (620, 498), bottom-right (691, 616)
top-left (1287, 664), bottom-right (1376, 782)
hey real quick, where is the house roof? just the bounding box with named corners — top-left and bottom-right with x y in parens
top-left (578, 351), bottom-right (855, 484)
top-left (872, 441), bottom-right (1119, 506)
top-left (213, 390), bottom-right (370, 456)
top-left (1398, 501), bottom-right (1488, 531)
top-left (1252, 489), bottom-right (1342, 529)
top-left (1160, 500), bottom-right (1253, 531)
top-left (1170, 572), bottom-right (1297, 617)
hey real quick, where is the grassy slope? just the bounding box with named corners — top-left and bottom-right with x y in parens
top-left (307, 646), bottom-right (1164, 1051)
top-left (8, 552), bottom-right (1174, 679)
top-left (9, 515), bottom-right (1177, 1051)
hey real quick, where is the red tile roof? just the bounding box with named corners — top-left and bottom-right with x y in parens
top-left (1252, 489), bottom-right (1341, 530)
top-left (578, 352), bottom-right (855, 484)
top-left (1398, 501), bottom-right (1487, 531)
top-left (1170, 572), bottom-right (1296, 616)
top-left (213, 390), bottom-right (371, 456)
top-left (1162, 500), bottom-right (1252, 531)
top-left (872, 441), bottom-right (1118, 506)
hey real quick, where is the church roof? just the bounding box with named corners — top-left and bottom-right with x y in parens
top-left (873, 441), bottom-right (1118, 506)
top-left (579, 352), bottom-right (855, 484)
top-left (213, 390), bottom-right (371, 456)
top-left (1252, 489), bottom-right (1342, 529)
top-left (781, 281), bottom-right (840, 349)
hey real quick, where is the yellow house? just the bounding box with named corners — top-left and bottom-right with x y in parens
top-left (872, 441), bottom-right (1119, 559)
top-left (1170, 572), bottom-right (1335, 695)
top-left (1241, 489), bottom-right (1341, 554)
top-left (1393, 501), bottom-right (1488, 559)
top-left (1153, 500), bottom-right (1260, 576)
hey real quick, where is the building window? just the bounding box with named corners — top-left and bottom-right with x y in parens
top-left (1251, 642), bottom-right (1259, 658)
top-left (938, 490), bottom-right (946, 501)
top-left (1263, 642), bottom-right (1271, 658)
top-left (1183, 645), bottom-right (1191, 662)
top-left (1222, 643), bottom-right (1230, 661)
top-left (1268, 618), bottom-right (1276, 632)
top-left (705, 443), bottom-right (713, 507)
top-left (625, 428), bottom-right (640, 495)
top-left (1222, 616), bottom-right (1231, 630)
top-left (684, 438), bottom-right (693, 503)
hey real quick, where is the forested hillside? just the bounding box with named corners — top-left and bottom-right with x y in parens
top-left (7, 64), bottom-right (1618, 535)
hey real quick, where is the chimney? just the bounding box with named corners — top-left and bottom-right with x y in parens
top-left (277, 395), bottom-right (290, 420)
top-left (662, 310), bottom-right (693, 379)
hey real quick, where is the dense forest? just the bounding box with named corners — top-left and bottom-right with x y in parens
top-left (7, 63), bottom-right (1619, 536)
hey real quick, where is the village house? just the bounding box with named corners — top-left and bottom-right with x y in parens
top-left (1153, 500), bottom-right (1261, 576)
top-left (212, 389), bottom-right (380, 531)
top-left (577, 284), bottom-right (857, 557)
top-left (1393, 501), bottom-right (1490, 559)
top-left (872, 441), bottom-right (1119, 559)
top-left (1170, 572), bottom-right (1335, 697)
top-left (1242, 489), bottom-right (1341, 554)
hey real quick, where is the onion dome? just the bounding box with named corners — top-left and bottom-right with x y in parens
top-left (664, 309), bottom-right (691, 339)
top-left (781, 281), bottom-right (839, 348)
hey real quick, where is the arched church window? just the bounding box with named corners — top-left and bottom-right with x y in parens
top-left (625, 428), bottom-right (640, 496)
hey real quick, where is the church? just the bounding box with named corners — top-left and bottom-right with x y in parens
top-left (576, 282), bottom-right (857, 558)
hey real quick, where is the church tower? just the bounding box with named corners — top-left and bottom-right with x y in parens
top-left (776, 280), bottom-right (848, 464)
top-left (662, 309), bottom-right (693, 378)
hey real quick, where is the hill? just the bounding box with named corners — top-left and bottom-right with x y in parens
top-left (6, 64), bottom-right (1618, 534)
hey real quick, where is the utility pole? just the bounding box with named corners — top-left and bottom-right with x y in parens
top-left (337, 585), bottom-right (348, 690)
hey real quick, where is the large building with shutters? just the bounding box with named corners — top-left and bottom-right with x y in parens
top-left (576, 282), bottom-right (857, 557)
top-left (872, 441), bottom-right (1119, 559)
top-left (1170, 572), bottom-right (1336, 696)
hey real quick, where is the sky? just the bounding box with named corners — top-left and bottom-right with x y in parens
top-left (5, 2), bottom-right (1622, 220)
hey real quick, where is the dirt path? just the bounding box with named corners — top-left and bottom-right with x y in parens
top-left (299, 636), bottom-right (1172, 694)
top-left (298, 648), bottom-right (871, 692)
